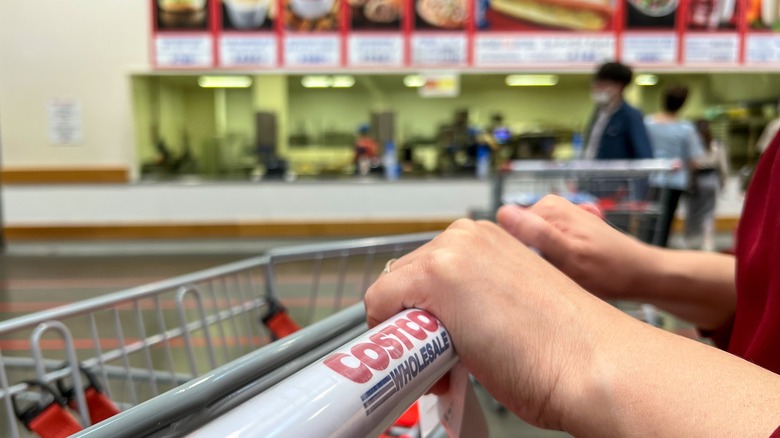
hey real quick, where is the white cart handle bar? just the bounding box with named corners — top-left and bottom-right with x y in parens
top-left (190, 309), bottom-right (457, 437)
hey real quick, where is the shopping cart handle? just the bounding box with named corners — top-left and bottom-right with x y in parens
top-left (189, 309), bottom-right (458, 438)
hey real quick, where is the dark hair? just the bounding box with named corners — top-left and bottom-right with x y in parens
top-left (695, 119), bottom-right (713, 151)
top-left (594, 62), bottom-right (633, 87)
top-left (663, 85), bottom-right (689, 113)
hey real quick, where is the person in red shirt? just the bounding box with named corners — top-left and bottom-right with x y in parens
top-left (354, 124), bottom-right (379, 176)
top-left (365, 134), bottom-right (780, 435)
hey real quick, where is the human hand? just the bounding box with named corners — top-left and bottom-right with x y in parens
top-left (497, 195), bottom-right (654, 301)
top-left (364, 219), bottom-right (620, 430)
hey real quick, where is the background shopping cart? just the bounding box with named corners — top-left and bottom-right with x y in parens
top-left (0, 234), bottom-right (436, 437)
top-left (493, 159), bottom-right (675, 246)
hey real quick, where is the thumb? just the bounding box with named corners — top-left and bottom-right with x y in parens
top-left (497, 205), bottom-right (571, 263)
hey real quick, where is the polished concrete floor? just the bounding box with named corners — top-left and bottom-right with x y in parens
top-left (0, 233), bottom-right (731, 437)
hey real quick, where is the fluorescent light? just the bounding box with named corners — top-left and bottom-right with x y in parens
top-left (301, 76), bottom-right (332, 88)
top-left (198, 76), bottom-right (252, 88)
top-left (332, 75), bottom-right (355, 88)
top-left (505, 75), bottom-right (559, 87)
top-left (403, 75), bottom-right (425, 88)
top-left (635, 74), bottom-right (659, 86)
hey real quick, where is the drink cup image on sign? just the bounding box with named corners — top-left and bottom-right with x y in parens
top-left (225, 0), bottom-right (271, 28)
top-left (416, 0), bottom-right (468, 29)
top-left (746, 0), bottom-right (780, 29)
top-left (688, 0), bottom-right (737, 29)
top-left (488, 0), bottom-right (615, 31)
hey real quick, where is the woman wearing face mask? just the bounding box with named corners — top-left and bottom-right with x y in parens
top-left (582, 62), bottom-right (653, 160)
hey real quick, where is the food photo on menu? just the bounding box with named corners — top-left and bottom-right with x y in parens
top-left (687, 0), bottom-right (736, 30)
top-left (746, 0), bottom-right (780, 30)
top-left (414, 0), bottom-right (468, 30)
top-left (350, 0), bottom-right (403, 30)
top-left (284, 0), bottom-right (340, 31)
top-left (222, 0), bottom-right (276, 30)
top-left (156, 0), bottom-right (210, 29)
top-left (625, 0), bottom-right (678, 28)
top-left (476, 0), bottom-right (616, 31)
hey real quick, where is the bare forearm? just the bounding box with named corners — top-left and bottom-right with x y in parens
top-left (566, 312), bottom-right (780, 437)
top-left (628, 247), bottom-right (736, 330)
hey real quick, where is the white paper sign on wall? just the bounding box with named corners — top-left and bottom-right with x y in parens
top-left (48, 99), bottom-right (82, 145)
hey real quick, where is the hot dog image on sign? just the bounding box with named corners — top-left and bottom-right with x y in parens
top-left (476, 0), bottom-right (616, 31)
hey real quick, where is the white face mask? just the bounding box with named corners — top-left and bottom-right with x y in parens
top-left (591, 90), bottom-right (613, 105)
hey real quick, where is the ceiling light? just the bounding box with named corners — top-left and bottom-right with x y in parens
top-left (198, 76), bottom-right (253, 88)
top-left (635, 74), bottom-right (659, 86)
top-left (332, 76), bottom-right (355, 88)
top-left (403, 75), bottom-right (425, 88)
top-left (505, 75), bottom-right (559, 87)
top-left (301, 76), bottom-right (332, 88)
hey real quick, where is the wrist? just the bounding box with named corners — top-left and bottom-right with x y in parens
top-left (620, 242), bottom-right (666, 301)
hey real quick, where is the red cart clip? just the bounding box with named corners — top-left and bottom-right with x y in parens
top-left (13, 381), bottom-right (82, 438)
top-left (57, 365), bottom-right (120, 424)
top-left (261, 299), bottom-right (301, 340)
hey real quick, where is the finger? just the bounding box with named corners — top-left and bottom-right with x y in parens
top-left (496, 204), bottom-right (572, 264)
top-left (364, 260), bottom-right (432, 328)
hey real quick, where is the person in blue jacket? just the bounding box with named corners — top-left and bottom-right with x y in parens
top-left (583, 62), bottom-right (653, 160)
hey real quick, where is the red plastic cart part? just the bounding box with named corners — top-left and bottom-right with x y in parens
top-left (261, 302), bottom-right (302, 341)
top-left (67, 387), bottom-right (120, 424)
top-left (393, 402), bottom-right (420, 428)
top-left (57, 365), bottom-right (121, 424)
top-left (26, 402), bottom-right (82, 438)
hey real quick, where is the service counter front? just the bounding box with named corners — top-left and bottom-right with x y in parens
top-left (0, 176), bottom-right (744, 241)
top-left (0, 179), bottom-right (489, 240)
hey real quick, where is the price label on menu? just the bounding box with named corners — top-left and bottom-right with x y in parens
top-left (746, 35), bottom-right (780, 64)
top-left (622, 34), bottom-right (678, 64)
top-left (411, 35), bottom-right (467, 66)
top-left (684, 34), bottom-right (739, 63)
top-left (284, 35), bottom-right (341, 67)
top-left (155, 36), bottom-right (213, 67)
top-left (475, 35), bottom-right (615, 66)
top-left (219, 36), bottom-right (277, 67)
top-left (348, 35), bottom-right (404, 67)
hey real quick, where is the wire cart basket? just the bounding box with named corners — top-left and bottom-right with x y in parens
top-left (0, 233), bottom-right (444, 438)
top-left (493, 159), bottom-right (675, 246)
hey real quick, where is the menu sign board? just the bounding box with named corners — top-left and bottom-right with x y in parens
top-left (411, 0), bottom-right (468, 65)
top-left (622, 0), bottom-right (681, 65)
top-left (218, 0), bottom-right (278, 67)
top-left (153, 0), bottom-right (214, 67)
top-left (474, 0), bottom-right (616, 66)
top-left (282, 0), bottom-right (343, 66)
top-left (683, 0), bottom-right (740, 63)
top-left (348, 0), bottom-right (405, 66)
top-left (149, 0), bottom-right (756, 70)
top-left (745, 0), bottom-right (780, 63)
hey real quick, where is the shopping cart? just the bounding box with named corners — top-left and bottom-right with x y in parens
top-left (0, 233), bottom-right (439, 438)
top-left (493, 159), bottom-right (675, 246)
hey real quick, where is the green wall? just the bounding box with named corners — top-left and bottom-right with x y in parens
top-left (133, 72), bottom-right (780, 171)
